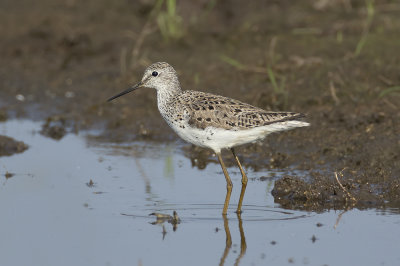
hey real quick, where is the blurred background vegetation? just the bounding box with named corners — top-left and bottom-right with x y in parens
top-left (0, 0), bottom-right (399, 125)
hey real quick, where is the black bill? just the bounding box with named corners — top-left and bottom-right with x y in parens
top-left (107, 81), bottom-right (143, 102)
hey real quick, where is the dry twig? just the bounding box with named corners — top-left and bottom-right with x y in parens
top-left (329, 81), bottom-right (340, 105)
top-left (334, 168), bottom-right (356, 202)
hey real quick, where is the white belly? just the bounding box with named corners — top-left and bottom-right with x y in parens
top-left (168, 120), bottom-right (310, 153)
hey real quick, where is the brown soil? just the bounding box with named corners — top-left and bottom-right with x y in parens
top-left (0, 135), bottom-right (28, 157)
top-left (0, 0), bottom-right (399, 211)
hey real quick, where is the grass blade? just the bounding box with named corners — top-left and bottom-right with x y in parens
top-left (379, 86), bottom-right (400, 98)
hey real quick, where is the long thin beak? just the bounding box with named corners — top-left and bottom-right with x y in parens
top-left (107, 81), bottom-right (143, 102)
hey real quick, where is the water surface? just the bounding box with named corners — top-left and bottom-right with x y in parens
top-left (0, 120), bottom-right (399, 266)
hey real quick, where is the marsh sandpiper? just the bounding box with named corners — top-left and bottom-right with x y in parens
top-left (108, 62), bottom-right (309, 215)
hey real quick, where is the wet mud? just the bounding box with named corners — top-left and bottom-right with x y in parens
top-left (40, 115), bottom-right (72, 140)
top-left (0, 135), bottom-right (29, 157)
top-left (0, 0), bottom-right (399, 211)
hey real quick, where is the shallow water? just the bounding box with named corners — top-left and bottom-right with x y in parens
top-left (0, 120), bottom-right (399, 266)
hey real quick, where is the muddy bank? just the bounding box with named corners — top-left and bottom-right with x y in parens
top-left (0, 0), bottom-right (399, 210)
top-left (272, 173), bottom-right (400, 212)
top-left (0, 135), bottom-right (28, 157)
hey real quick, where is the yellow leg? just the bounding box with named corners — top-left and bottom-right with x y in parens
top-left (217, 152), bottom-right (233, 215)
top-left (231, 148), bottom-right (248, 214)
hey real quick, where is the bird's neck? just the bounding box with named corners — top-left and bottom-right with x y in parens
top-left (156, 85), bottom-right (182, 113)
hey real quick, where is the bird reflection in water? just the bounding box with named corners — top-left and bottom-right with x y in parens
top-left (219, 214), bottom-right (247, 266)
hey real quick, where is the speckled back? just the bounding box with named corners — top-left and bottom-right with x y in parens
top-left (161, 90), bottom-right (304, 130)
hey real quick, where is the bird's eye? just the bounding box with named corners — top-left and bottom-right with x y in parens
top-left (152, 71), bottom-right (158, 77)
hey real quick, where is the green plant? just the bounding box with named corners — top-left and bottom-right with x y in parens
top-left (267, 66), bottom-right (288, 108)
top-left (355, 0), bottom-right (375, 56)
top-left (156, 0), bottom-right (184, 41)
top-left (219, 55), bottom-right (288, 108)
top-left (379, 86), bottom-right (400, 98)
top-left (219, 55), bottom-right (245, 70)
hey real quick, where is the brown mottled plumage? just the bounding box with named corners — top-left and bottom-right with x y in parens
top-left (172, 91), bottom-right (304, 130)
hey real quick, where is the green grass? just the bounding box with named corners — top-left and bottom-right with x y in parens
top-left (267, 66), bottom-right (288, 108)
top-left (219, 55), bottom-right (245, 70)
top-left (155, 0), bottom-right (184, 41)
top-left (355, 0), bottom-right (375, 56)
top-left (379, 86), bottom-right (400, 98)
top-left (219, 55), bottom-right (289, 108)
